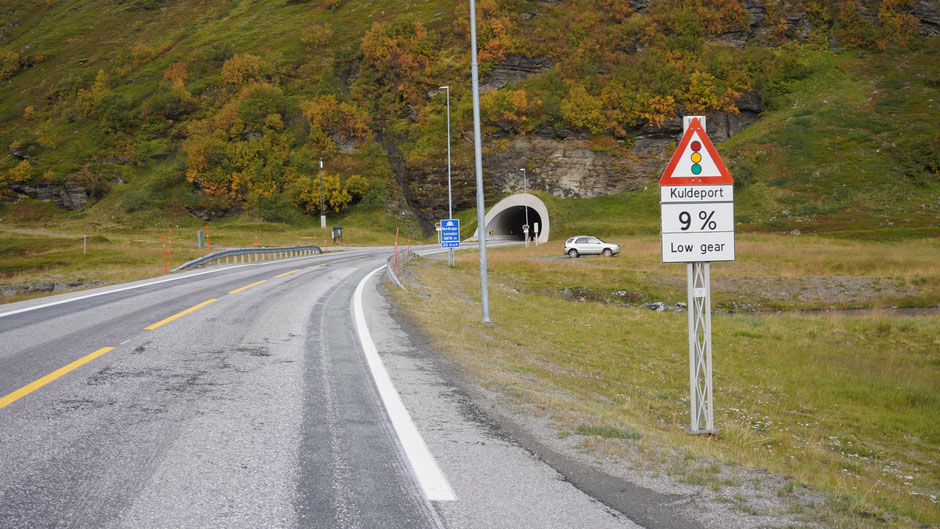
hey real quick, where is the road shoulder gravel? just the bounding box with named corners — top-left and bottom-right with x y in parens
top-left (361, 274), bottom-right (647, 529)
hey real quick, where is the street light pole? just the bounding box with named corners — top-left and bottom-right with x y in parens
top-left (521, 168), bottom-right (529, 248)
top-left (440, 85), bottom-right (455, 267)
top-left (319, 158), bottom-right (326, 229)
top-left (469, 0), bottom-right (490, 323)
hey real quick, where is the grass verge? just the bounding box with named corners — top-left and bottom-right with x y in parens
top-left (389, 237), bottom-right (939, 528)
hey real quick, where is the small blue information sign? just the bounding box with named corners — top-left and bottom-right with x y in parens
top-left (441, 219), bottom-right (460, 248)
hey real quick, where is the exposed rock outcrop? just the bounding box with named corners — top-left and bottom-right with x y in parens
top-left (481, 94), bottom-right (761, 199)
top-left (8, 183), bottom-right (91, 210)
top-left (480, 55), bottom-right (553, 93)
top-left (486, 136), bottom-right (642, 198)
top-left (913, 0), bottom-right (940, 36)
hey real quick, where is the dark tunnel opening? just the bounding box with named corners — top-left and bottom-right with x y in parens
top-left (485, 206), bottom-right (543, 241)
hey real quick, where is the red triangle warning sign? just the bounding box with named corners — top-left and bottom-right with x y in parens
top-left (659, 118), bottom-right (733, 186)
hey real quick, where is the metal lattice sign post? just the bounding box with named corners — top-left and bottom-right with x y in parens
top-left (660, 116), bottom-right (734, 435)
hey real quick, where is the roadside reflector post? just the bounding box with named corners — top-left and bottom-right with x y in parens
top-left (660, 116), bottom-right (733, 435)
top-left (83, 234), bottom-right (87, 255)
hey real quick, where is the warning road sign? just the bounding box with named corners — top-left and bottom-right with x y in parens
top-left (660, 117), bottom-right (734, 263)
top-left (659, 117), bottom-right (733, 186)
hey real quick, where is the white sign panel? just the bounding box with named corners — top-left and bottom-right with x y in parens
top-left (662, 232), bottom-right (735, 262)
top-left (661, 183), bottom-right (734, 263)
top-left (661, 185), bottom-right (733, 204)
top-left (661, 202), bottom-right (734, 234)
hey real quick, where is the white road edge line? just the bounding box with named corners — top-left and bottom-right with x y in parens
top-left (0, 251), bottom-right (364, 320)
top-left (353, 265), bottom-right (456, 502)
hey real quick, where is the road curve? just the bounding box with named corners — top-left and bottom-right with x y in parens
top-left (0, 246), bottom-right (645, 528)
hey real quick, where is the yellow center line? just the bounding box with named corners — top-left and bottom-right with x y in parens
top-left (275, 269), bottom-right (301, 278)
top-left (305, 263), bottom-right (328, 269)
top-left (145, 299), bottom-right (217, 330)
top-left (228, 281), bottom-right (267, 294)
top-left (0, 347), bottom-right (115, 411)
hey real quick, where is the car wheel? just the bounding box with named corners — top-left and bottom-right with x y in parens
top-left (602, 248), bottom-right (613, 257)
top-left (568, 249), bottom-right (579, 258)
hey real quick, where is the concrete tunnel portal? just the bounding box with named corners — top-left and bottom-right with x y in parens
top-left (470, 193), bottom-right (550, 243)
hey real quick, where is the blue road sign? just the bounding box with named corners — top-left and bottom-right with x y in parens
top-left (441, 219), bottom-right (460, 248)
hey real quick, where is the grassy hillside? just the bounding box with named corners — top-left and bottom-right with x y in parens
top-left (0, 0), bottom-right (936, 241)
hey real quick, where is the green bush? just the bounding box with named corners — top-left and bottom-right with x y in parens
top-left (254, 193), bottom-right (301, 224)
top-left (98, 92), bottom-right (135, 132)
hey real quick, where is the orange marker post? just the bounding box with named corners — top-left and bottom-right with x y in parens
top-left (393, 227), bottom-right (399, 270)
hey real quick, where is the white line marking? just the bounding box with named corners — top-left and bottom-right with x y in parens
top-left (353, 266), bottom-right (456, 502)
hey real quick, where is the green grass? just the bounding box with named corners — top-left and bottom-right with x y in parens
top-left (576, 424), bottom-right (642, 440)
top-left (721, 44), bottom-right (940, 235)
top-left (391, 237), bottom-right (940, 527)
top-left (464, 233), bottom-right (939, 311)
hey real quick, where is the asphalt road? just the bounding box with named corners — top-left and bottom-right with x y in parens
top-left (0, 246), bottom-right (645, 528)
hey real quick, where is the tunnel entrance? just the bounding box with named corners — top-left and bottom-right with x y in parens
top-left (470, 193), bottom-right (551, 243)
top-left (485, 205), bottom-right (543, 241)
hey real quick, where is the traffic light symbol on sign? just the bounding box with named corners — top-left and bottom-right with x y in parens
top-left (690, 141), bottom-right (702, 175)
top-left (658, 117), bottom-right (733, 185)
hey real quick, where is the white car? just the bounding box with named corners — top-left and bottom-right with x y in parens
top-left (563, 236), bottom-right (620, 258)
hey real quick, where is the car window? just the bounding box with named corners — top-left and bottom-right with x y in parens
top-left (567, 237), bottom-right (576, 244)
top-left (588, 238), bottom-right (601, 244)
top-left (576, 237), bottom-right (589, 244)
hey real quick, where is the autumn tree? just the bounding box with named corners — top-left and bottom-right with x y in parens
top-left (360, 15), bottom-right (434, 106)
top-left (451, 0), bottom-right (514, 73)
top-left (302, 24), bottom-right (333, 51)
top-left (560, 85), bottom-right (605, 134)
top-left (164, 61), bottom-right (189, 90)
top-left (288, 172), bottom-right (352, 214)
top-left (344, 174), bottom-right (371, 199)
top-left (877, 0), bottom-right (918, 50)
top-left (221, 54), bottom-right (265, 87)
top-left (481, 88), bottom-right (531, 132)
top-left (75, 69), bottom-right (112, 119)
top-left (0, 49), bottom-right (21, 81)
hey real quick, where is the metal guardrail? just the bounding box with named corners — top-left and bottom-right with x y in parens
top-left (173, 245), bottom-right (322, 271)
top-left (385, 255), bottom-right (407, 291)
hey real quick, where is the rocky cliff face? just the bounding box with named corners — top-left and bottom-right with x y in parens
top-left (487, 135), bottom-right (639, 198)
top-left (480, 93), bottom-right (761, 199)
top-left (9, 183), bottom-right (91, 210)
